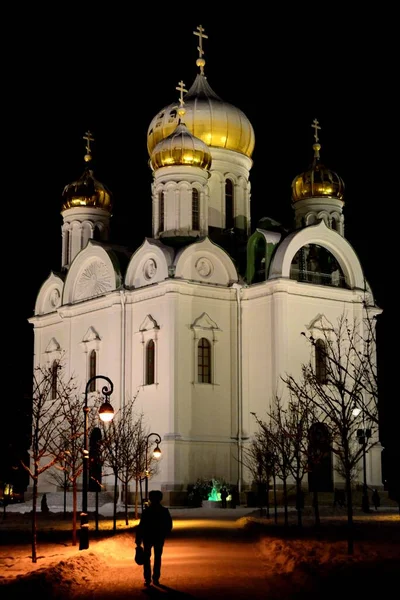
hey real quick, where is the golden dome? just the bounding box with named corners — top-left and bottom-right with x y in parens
top-left (147, 74), bottom-right (255, 158)
top-left (292, 142), bottom-right (345, 203)
top-left (151, 122), bottom-right (212, 170)
top-left (62, 131), bottom-right (113, 213)
top-left (61, 166), bottom-right (113, 212)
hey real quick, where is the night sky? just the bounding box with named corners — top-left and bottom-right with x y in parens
top-left (18, 13), bottom-right (393, 442)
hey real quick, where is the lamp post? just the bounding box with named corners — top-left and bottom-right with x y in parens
top-left (79, 375), bottom-right (114, 551)
top-left (353, 406), bottom-right (371, 513)
top-left (144, 432), bottom-right (162, 508)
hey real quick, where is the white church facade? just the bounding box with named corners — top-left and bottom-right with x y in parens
top-left (29, 26), bottom-right (382, 504)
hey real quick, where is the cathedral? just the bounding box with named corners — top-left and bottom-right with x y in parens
top-left (29, 25), bottom-right (382, 504)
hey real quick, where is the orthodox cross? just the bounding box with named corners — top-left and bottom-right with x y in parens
top-left (311, 118), bottom-right (321, 143)
top-left (83, 131), bottom-right (94, 156)
top-left (193, 24), bottom-right (208, 59)
top-left (176, 80), bottom-right (188, 107)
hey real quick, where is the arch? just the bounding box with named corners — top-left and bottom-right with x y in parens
top-left (145, 339), bottom-right (155, 385)
top-left (269, 220), bottom-right (366, 291)
top-left (62, 242), bottom-right (119, 305)
top-left (198, 338), bottom-right (211, 383)
top-left (225, 178), bottom-right (234, 229)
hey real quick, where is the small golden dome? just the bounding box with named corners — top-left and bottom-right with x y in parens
top-left (151, 122), bottom-right (212, 170)
top-left (292, 143), bottom-right (345, 202)
top-left (61, 166), bottom-right (113, 212)
top-left (148, 74), bottom-right (255, 159)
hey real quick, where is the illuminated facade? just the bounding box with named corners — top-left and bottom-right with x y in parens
top-left (29, 26), bottom-right (382, 503)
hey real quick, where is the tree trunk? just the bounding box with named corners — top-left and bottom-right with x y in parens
top-left (31, 477), bottom-right (38, 563)
top-left (273, 474), bottom-right (278, 524)
top-left (283, 475), bottom-right (288, 527)
top-left (345, 474), bottom-right (354, 555)
top-left (72, 480), bottom-right (77, 546)
top-left (113, 471), bottom-right (118, 532)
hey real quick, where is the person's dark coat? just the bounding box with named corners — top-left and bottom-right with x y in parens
top-left (135, 490), bottom-right (173, 585)
top-left (135, 501), bottom-right (173, 544)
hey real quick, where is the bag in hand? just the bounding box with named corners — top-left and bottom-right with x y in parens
top-left (135, 544), bottom-right (145, 565)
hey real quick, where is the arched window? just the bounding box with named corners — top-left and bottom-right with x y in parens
top-left (225, 179), bottom-right (234, 229)
top-left (331, 217), bottom-right (337, 231)
top-left (192, 188), bottom-right (199, 230)
top-left (51, 360), bottom-right (58, 399)
top-left (146, 339), bottom-right (155, 385)
top-left (93, 225), bottom-right (102, 241)
top-left (198, 338), bottom-right (211, 383)
top-left (315, 339), bottom-right (327, 384)
top-left (159, 191), bottom-right (164, 232)
top-left (89, 350), bottom-right (96, 392)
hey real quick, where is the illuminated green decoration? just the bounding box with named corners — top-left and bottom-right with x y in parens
top-left (208, 484), bottom-right (221, 502)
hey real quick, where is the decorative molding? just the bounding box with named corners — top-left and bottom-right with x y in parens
top-left (82, 326), bottom-right (101, 343)
top-left (306, 314), bottom-right (334, 332)
top-left (45, 337), bottom-right (61, 353)
top-left (75, 260), bottom-right (114, 301)
top-left (139, 314), bottom-right (160, 332)
top-left (191, 312), bottom-right (219, 331)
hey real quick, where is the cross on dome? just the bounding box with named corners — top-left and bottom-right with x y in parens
top-left (311, 118), bottom-right (321, 143)
top-left (83, 131), bottom-right (94, 162)
top-left (193, 24), bottom-right (208, 74)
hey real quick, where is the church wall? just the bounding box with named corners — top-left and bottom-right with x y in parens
top-left (242, 280), bottom-right (382, 488)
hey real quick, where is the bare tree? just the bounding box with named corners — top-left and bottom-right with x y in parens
top-left (252, 398), bottom-right (294, 527)
top-left (283, 312), bottom-right (379, 554)
top-left (100, 393), bottom-right (156, 528)
top-left (241, 434), bottom-right (269, 517)
top-left (21, 363), bottom-right (66, 563)
top-left (55, 379), bottom-right (104, 545)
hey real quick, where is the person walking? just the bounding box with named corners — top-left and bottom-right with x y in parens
top-left (371, 488), bottom-right (380, 511)
top-left (220, 486), bottom-right (228, 508)
top-left (135, 490), bottom-right (173, 587)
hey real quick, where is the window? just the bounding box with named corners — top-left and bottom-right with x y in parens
top-left (159, 191), bottom-right (164, 232)
top-left (192, 188), bottom-right (199, 230)
top-left (315, 339), bottom-right (327, 383)
top-left (331, 217), bottom-right (337, 231)
top-left (146, 340), bottom-right (155, 385)
top-left (198, 338), bottom-right (211, 383)
top-left (89, 350), bottom-right (96, 392)
top-left (51, 360), bottom-right (58, 399)
top-left (225, 179), bottom-right (234, 229)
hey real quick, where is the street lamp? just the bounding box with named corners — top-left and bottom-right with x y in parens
top-left (353, 406), bottom-right (371, 513)
top-left (79, 375), bottom-right (114, 551)
top-left (144, 432), bottom-right (162, 507)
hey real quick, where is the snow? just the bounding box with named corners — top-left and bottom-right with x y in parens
top-left (0, 504), bottom-right (399, 599)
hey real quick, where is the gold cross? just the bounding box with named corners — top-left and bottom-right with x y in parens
top-left (311, 118), bottom-right (321, 143)
top-left (176, 80), bottom-right (188, 107)
top-left (83, 130), bottom-right (94, 155)
top-left (193, 24), bottom-right (208, 59)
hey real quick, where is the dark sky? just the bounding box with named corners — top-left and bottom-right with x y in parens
top-left (18, 13), bottom-right (393, 432)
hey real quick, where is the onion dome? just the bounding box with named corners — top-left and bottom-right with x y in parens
top-left (292, 119), bottom-right (345, 202)
top-left (61, 131), bottom-right (113, 212)
top-left (151, 121), bottom-right (212, 170)
top-left (148, 75), bottom-right (254, 159)
top-left (151, 82), bottom-right (212, 170)
top-left (147, 25), bottom-right (254, 159)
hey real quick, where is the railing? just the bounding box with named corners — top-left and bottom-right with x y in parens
top-left (290, 268), bottom-right (348, 288)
